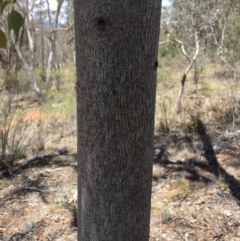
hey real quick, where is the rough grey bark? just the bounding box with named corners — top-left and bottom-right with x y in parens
top-left (74, 1), bottom-right (161, 241)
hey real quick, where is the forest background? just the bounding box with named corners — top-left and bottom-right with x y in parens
top-left (1, 0), bottom-right (240, 240)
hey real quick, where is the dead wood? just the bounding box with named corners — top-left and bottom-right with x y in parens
top-left (0, 159), bottom-right (16, 177)
top-left (14, 186), bottom-right (56, 193)
top-left (0, 146), bottom-right (68, 176)
top-left (175, 32), bottom-right (200, 114)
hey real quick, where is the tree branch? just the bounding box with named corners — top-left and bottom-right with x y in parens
top-left (175, 32), bottom-right (200, 114)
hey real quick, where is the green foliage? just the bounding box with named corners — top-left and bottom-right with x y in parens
top-left (157, 67), bottom-right (171, 82)
top-left (0, 0), bottom-right (24, 48)
top-left (160, 0), bottom-right (240, 89)
top-left (161, 208), bottom-right (173, 223)
top-left (159, 42), bottom-right (178, 58)
top-left (0, 0), bottom-right (15, 14)
top-left (223, 14), bottom-right (240, 63)
top-left (8, 9), bottom-right (24, 39)
top-left (0, 97), bottom-right (27, 164)
top-left (0, 29), bottom-right (6, 48)
top-left (42, 90), bottom-right (75, 117)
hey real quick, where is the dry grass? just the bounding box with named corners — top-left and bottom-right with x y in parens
top-left (150, 59), bottom-right (240, 240)
top-left (155, 61), bottom-right (240, 134)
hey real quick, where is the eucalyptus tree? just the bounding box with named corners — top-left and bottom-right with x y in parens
top-left (74, 0), bottom-right (162, 240)
top-left (165, 0), bottom-right (240, 112)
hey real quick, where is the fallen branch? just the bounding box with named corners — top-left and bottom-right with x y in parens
top-left (14, 146), bottom-right (68, 171)
top-left (151, 183), bottom-right (165, 193)
top-left (0, 146), bottom-right (68, 176)
top-left (15, 186), bottom-right (56, 193)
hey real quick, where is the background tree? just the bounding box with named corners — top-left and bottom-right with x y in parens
top-left (74, 0), bottom-right (161, 240)
top-left (160, 0), bottom-right (240, 113)
top-left (45, 0), bottom-right (64, 90)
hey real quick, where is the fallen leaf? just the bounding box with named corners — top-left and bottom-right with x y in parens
top-left (188, 229), bottom-right (196, 235)
top-left (0, 228), bottom-right (6, 233)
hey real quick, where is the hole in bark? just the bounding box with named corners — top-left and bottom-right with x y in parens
top-left (95, 17), bottom-right (110, 31)
top-left (154, 60), bottom-right (158, 70)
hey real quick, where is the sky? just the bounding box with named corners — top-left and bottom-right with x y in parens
top-left (46, 0), bottom-right (172, 25)
top-left (48, 0), bottom-right (172, 11)
top-left (162, 0), bottom-right (172, 7)
top-left (46, 1), bottom-right (57, 10)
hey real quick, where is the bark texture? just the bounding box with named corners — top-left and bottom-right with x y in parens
top-left (74, 1), bottom-right (161, 240)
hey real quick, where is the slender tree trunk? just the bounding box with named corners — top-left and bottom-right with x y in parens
top-left (40, 11), bottom-right (45, 79)
top-left (74, 1), bottom-right (161, 241)
top-left (24, 15), bottom-right (41, 95)
top-left (175, 32), bottom-right (200, 114)
top-left (45, 0), bottom-right (64, 89)
top-left (10, 27), bottom-right (41, 95)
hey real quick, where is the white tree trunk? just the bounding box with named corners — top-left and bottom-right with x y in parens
top-left (10, 30), bottom-right (41, 95)
top-left (45, 0), bottom-right (64, 89)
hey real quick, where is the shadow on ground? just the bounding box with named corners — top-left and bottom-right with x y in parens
top-left (153, 118), bottom-right (240, 204)
top-left (0, 150), bottom-right (78, 206)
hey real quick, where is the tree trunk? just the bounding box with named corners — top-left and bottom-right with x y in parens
top-left (174, 32), bottom-right (200, 114)
top-left (45, 0), bottom-right (63, 89)
top-left (74, 1), bottom-right (161, 241)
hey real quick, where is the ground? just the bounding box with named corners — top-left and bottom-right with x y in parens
top-left (150, 130), bottom-right (240, 241)
top-left (1, 106), bottom-right (240, 241)
top-left (2, 61), bottom-right (240, 241)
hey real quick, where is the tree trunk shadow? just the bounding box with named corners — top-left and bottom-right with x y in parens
top-left (194, 118), bottom-right (240, 201)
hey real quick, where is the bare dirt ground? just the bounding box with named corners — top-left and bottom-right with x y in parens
top-left (1, 109), bottom-right (240, 241)
top-left (150, 128), bottom-right (240, 241)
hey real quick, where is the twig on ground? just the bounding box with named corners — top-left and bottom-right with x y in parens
top-left (17, 186), bottom-right (56, 193)
top-left (14, 146), bottom-right (68, 172)
top-left (0, 159), bottom-right (16, 177)
top-left (0, 146), bottom-right (68, 176)
top-left (152, 183), bottom-right (165, 193)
